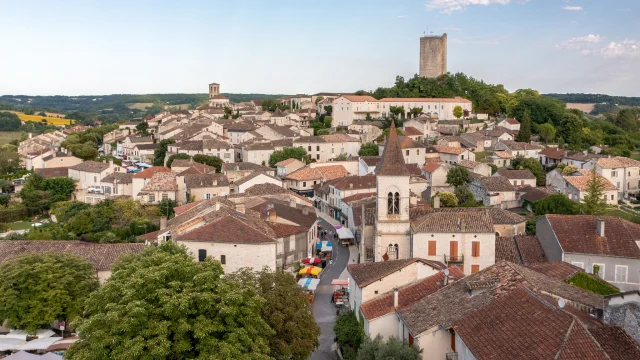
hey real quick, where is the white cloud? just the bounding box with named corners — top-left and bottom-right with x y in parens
top-left (425, 0), bottom-right (529, 14)
top-left (600, 39), bottom-right (639, 58)
top-left (556, 35), bottom-right (639, 59)
top-left (555, 34), bottom-right (601, 50)
top-left (562, 6), bottom-right (583, 11)
top-left (397, 15), bottom-right (409, 18)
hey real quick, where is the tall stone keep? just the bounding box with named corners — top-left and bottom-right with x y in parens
top-left (419, 33), bottom-right (447, 78)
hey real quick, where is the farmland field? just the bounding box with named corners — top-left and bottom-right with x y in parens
top-left (14, 112), bottom-right (75, 126)
top-left (0, 131), bottom-right (20, 145)
top-left (127, 103), bottom-right (192, 110)
top-left (5, 110), bottom-right (66, 118)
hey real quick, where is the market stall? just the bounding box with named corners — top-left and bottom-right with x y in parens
top-left (330, 278), bottom-right (350, 306)
top-left (334, 226), bottom-right (355, 247)
top-left (298, 266), bottom-right (322, 278)
top-left (297, 278), bottom-right (320, 302)
top-left (301, 257), bottom-right (321, 265)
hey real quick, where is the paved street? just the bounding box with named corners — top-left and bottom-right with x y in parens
top-left (309, 211), bottom-right (354, 360)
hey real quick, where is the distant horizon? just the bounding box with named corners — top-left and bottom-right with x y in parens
top-left (1, 1), bottom-right (638, 96)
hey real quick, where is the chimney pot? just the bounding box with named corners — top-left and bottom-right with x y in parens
top-left (596, 218), bottom-right (605, 237)
top-left (393, 288), bottom-right (399, 308)
top-left (235, 202), bottom-right (245, 214)
top-left (289, 198), bottom-right (296, 208)
top-left (434, 195), bottom-right (440, 209)
top-left (160, 216), bottom-right (167, 230)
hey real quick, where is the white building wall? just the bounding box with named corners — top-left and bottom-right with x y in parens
top-left (178, 241), bottom-right (276, 273)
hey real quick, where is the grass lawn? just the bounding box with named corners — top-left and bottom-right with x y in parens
top-left (604, 209), bottom-right (640, 224)
top-left (0, 131), bottom-right (21, 145)
top-left (3, 221), bottom-right (32, 230)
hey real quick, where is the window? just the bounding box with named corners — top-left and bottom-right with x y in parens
top-left (316, 146), bottom-right (320, 151)
top-left (428, 241), bottom-right (436, 256)
top-left (472, 241), bottom-right (480, 257)
top-left (461, 155), bottom-right (464, 160)
top-left (277, 240), bottom-right (284, 254)
top-left (220, 255), bottom-right (226, 265)
top-left (162, 193), bottom-right (168, 200)
top-left (615, 265), bottom-right (628, 283)
top-left (149, 194), bottom-right (155, 203)
top-left (289, 236), bottom-right (295, 251)
top-left (94, 176), bottom-right (97, 182)
top-left (316, 154), bottom-right (320, 160)
top-left (198, 249), bottom-right (207, 262)
top-left (387, 192), bottom-right (400, 214)
top-left (471, 265), bottom-right (480, 273)
top-left (303, 182), bottom-right (306, 187)
top-left (308, 146), bottom-right (311, 151)
top-left (205, 193), bottom-right (211, 199)
top-left (571, 262), bottom-right (584, 269)
top-left (406, 150), bottom-right (409, 156)
top-left (612, 171), bottom-right (617, 177)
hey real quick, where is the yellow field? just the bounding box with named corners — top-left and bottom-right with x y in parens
top-left (16, 113), bottom-right (75, 126)
top-left (6, 110), bottom-right (66, 118)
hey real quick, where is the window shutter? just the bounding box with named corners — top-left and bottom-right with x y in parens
top-left (198, 249), bottom-right (206, 262)
top-left (220, 255), bottom-right (226, 265)
top-left (472, 241), bottom-right (480, 257)
top-left (428, 241), bottom-right (436, 256)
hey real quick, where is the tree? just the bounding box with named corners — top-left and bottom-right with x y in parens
top-left (446, 166), bottom-right (472, 188)
top-left (157, 199), bottom-right (176, 219)
top-left (430, 192), bottom-right (458, 207)
top-left (323, 105), bottom-right (333, 115)
top-left (0, 178), bottom-right (12, 193)
top-left (453, 105), bottom-right (463, 119)
top-left (41, 176), bottom-right (76, 203)
top-left (0, 253), bottom-right (99, 333)
top-left (558, 112), bottom-right (583, 150)
top-left (229, 269), bottom-right (320, 360)
top-left (334, 153), bottom-right (348, 161)
top-left (135, 122), bottom-right (149, 136)
top-left (268, 147), bottom-right (309, 167)
top-left (538, 123), bottom-right (556, 143)
top-left (516, 110), bottom-right (532, 142)
top-left (192, 154), bottom-right (223, 173)
top-left (409, 107), bottom-right (423, 118)
top-left (0, 149), bottom-right (20, 175)
top-left (315, 96), bottom-right (324, 104)
top-left (516, 158), bottom-right (546, 186)
top-left (0, 112), bottom-right (21, 131)
top-left (334, 312), bottom-right (365, 355)
top-left (166, 153), bottom-right (190, 168)
top-left (489, 164), bottom-right (498, 174)
top-left (324, 116), bottom-right (333, 128)
top-left (358, 143), bottom-right (379, 156)
top-left (18, 173), bottom-right (76, 212)
top-left (65, 243), bottom-right (273, 360)
top-left (153, 139), bottom-right (174, 166)
top-left (455, 185), bottom-right (477, 207)
top-left (389, 106), bottom-right (404, 119)
top-left (532, 194), bottom-right (579, 216)
top-left (358, 335), bottom-right (421, 360)
top-left (581, 168), bottom-right (607, 215)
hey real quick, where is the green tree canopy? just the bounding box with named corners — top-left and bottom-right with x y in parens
top-left (453, 105), bottom-right (463, 119)
top-left (532, 194), bottom-right (579, 216)
top-left (19, 173), bottom-right (76, 212)
top-left (153, 139), bottom-right (174, 166)
top-left (515, 158), bottom-right (546, 186)
top-left (135, 121), bottom-right (149, 136)
top-left (581, 168), bottom-right (608, 215)
top-left (0, 253), bottom-right (99, 333)
top-left (0, 149), bottom-right (20, 175)
top-left (358, 335), bottom-right (421, 360)
top-left (358, 143), bottom-right (379, 156)
top-left (537, 123), bottom-right (556, 143)
top-left (192, 154), bottom-right (223, 173)
top-left (166, 153), bottom-right (190, 167)
top-left (0, 111), bottom-right (21, 131)
top-left (454, 185), bottom-right (478, 207)
top-left (229, 268), bottom-right (320, 360)
top-left (334, 312), bottom-right (365, 354)
top-left (515, 110), bottom-right (531, 142)
top-left (446, 166), bottom-right (472, 187)
top-left (268, 147), bottom-right (309, 167)
top-left (430, 192), bottom-right (458, 207)
top-left (66, 243), bottom-right (273, 360)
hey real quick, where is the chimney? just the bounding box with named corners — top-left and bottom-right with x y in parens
top-left (215, 202), bottom-right (221, 211)
top-left (28, 132), bottom-right (33, 139)
top-left (160, 216), bottom-right (167, 230)
top-left (269, 209), bottom-right (277, 222)
top-left (349, 183), bottom-right (353, 189)
top-left (302, 206), bottom-right (310, 215)
top-left (289, 198), bottom-right (296, 208)
top-left (434, 195), bottom-right (440, 209)
top-left (109, 159), bottom-right (114, 168)
top-left (393, 288), bottom-right (399, 308)
top-left (596, 218), bottom-right (605, 237)
top-left (235, 202), bottom-right (245, 214)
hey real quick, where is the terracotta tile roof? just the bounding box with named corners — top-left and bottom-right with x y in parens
top-left (173, 211), bottom-right (276, 244)
top-left (457, 160), bottom-right (484, 169)
top-left (184, 173), bottom-right (229, 188)
top-left (341, 192), bottom-right (376, 205)
top-left (476, 176), bottom-right (515, 192)
top-left (133, 143), bottom-right (159, 151)
top-left (284, 165), bottom-right (347, 181)
top-left (495, 236), bottom-right (521, 263)
top-left (487, 207), bottom-right (527, 225)
top-left (173, 201), bottom-right (203, 216)
top-left (539, 147), bottom-right (565, 159)
top-left (140, 171), bottom-right (178, 192)
top-left (375, 121), bottom-right (411, 176)
top-left (498, 140), bottom-right (544, 151)
top-left (496, 169), bottom-right (536, 179)
top-left (360, 267), bottom-right (464, 320)
top-left (452, 287), bottom-right (609, 360)
top-left (0, 241), bottom-right (145, 271)
top-left (520, 187), bottom-right (555, 203)
top-left (589, 326), bottom-right (640, 360)
top-left (177, 165), bottom-right (216, 176)
top-left (411, 208), bottom-right (494, 233)
top-left (348, 258), bottom-right (446, 288)
top-left (405, 163), bottom-right (423, 176)
top-left (234, 171), bottom-right (280, 186)
top-left (342, 95), bottom-right (377, 102)
top-left (403, 126), bottom-right (423, 136)
top-left (505, 118), bottom-right (520, 125)
top-left (275, 158), bottom-right (301, 166)
top-left (267, 222), bottom-right (307, 238)
top-left (421, 162), bottom-right (442, 173)
top-left (493, 151), bottom-right (513, 159)
top-left (133, 166), bottom-right (171, 179)
top-left (35, 167), bottom-right (70, 178)
top-left (398, 261), bottom-right (603, 336)
top-left (528, 262), bottom-right (582, 281)
top-left (433, 145), bottom-right (466, 155)
top-left (378, 97), bottom-right (472, 103)
top-left (101, 172), bottom-right (134, 184)
top-left (564, 172), bottom-right (617, 191)
top-left (69, 161), bottom-right (110, 173)
top-left (136, 230), bottom-right (159, 242)
top-left (211, 94), bottom-right (227, 100)
top-left (359, 156), bottom-right (381, 166)
top-left (222, 162), bottom-right (273, 172)
top-left (595, 156), bottom-right (640, 168)
top-left (232, 183), bottom-right (311, 204)
top-left (545, 214), bottom-right (640, 258)
top-left (332, 174), bottom-right (376, 191)
top-left (515, 235), bottom-right (548, 265)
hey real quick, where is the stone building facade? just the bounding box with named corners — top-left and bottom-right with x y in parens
top-left (419, 34), bottom-right (447, 78)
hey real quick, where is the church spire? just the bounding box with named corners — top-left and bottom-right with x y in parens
top-left (375, 119), bottom-right (410, 176)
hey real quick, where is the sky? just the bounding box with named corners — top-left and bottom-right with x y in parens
top-left (0, 0), bottom-right (639, 97)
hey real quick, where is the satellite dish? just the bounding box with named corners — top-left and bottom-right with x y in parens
top-left (558, 298), bottom-right (566, 309)
top-left (444, 269), bottom-right (450, 276)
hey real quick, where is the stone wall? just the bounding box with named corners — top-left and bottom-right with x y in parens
top-left (419, 34), bottom-right (447, 78)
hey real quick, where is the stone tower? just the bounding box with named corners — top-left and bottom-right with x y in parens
top-left (208, 83), bottom-right (220, 99)
top-left (419, 33), bottom-right (447, 78)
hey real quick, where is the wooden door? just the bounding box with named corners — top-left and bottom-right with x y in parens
top-left (450, 241), bottom-right (458, 261)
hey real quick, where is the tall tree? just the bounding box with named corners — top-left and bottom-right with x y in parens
top-left (516, 110), bottom-right (531, 142)
top-left (537, 123), bottom-right (556, 143)
top-left (0, 253), bottom-right (99, 333)
top-left (453, 105), bottom-right (463, 119)
top-left (581, 168), bottom-right (607, 215)
top-left (446, 166), bottom-right (472, 188)
top-left (229, 269), bottom-right (320, 360)
top-left (135, 121), bottom-right (149, 136)
top-left (66, 243), bottom-right (273, 360)
top-left (153, 139), bottom-right (174, 166)
top-left (532, 194), bottom-right (579, 216)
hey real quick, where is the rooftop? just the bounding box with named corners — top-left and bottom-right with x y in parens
top-left (140, 171), bottom-right (178, 192)
top-left (433, 145), bottom-right (467, 155)
top-left (496, 169), bottom-right (536, 179)
top-left (375, 121), bottom-right (411, 176)
top-left (69, 161), bottom-right (110, 173)
top-left (133, 166), bottom-right (171, 179)
top-left (477, 176), bottom-right (516, 192)
top-left (564, 171), bottom-right (618, 191)
top-left (347, 258), bottom-right (446, 288)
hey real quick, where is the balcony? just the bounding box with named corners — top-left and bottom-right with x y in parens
top-left (444, 254), bottom-right (464, 264)
top-left (446, 352), bottom-right (458, 360)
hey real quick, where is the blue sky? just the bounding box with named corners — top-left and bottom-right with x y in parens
top-left (1, 0), bottom-right (638, 96)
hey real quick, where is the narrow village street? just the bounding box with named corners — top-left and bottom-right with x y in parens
top-left (309, 211), bottom-right (357, 360)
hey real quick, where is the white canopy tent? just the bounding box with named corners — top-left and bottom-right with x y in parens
top-left (4, 330), bottom-right (55, 341)
top-left (16, 336), bottom-right (62, 351)
top-left (298, 278), bottom-right (320, 291)
top-left (335, 227), bottom-right (354, 240)
top-left (0, 337), bottom-right (26, 352)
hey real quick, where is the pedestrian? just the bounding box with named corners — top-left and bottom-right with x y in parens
top-left (330, 259), bottom-right (333, 266)
top-left (330, 295), bottom-right (334, 304)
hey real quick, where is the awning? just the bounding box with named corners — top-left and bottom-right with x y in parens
top-left (298, 266), bottom-right (322, 276)
top-left (298, 278), bottom-right (320, 291)
top-left (316, 241), bottom-right (332, 252)
top-left (3, 351), bottom-right (40, 360)
top-left (331, 279), bottom-right (350, 286)
top-left (46, 336), bottom-right (79, 352)
top-left (4, 329), bottom-right (55, 340)
top-left (16, 336), bottom-right (62, 351)
top-left (136, 162), bottom-right (152, 168)
top-left (336, 227), bottom-right (355, 240)
top-left (0, 338), bottom-right (26, 352)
